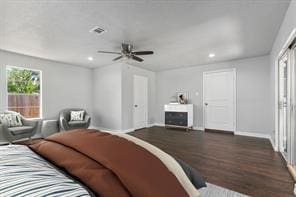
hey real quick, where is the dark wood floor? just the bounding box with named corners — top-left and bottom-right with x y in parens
top-left (130, 126), bottom-right (294, 197)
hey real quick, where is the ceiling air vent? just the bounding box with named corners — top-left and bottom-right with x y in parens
top-left (90, 26), bottom-right (106, 35)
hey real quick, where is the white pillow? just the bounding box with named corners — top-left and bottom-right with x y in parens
top-left (0, 113), bottom-right (23, 127)
top-left (70, 111), bottom-right (85, 121)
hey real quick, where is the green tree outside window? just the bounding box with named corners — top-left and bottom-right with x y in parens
top-left (7, 67), bottom-right (40, 94)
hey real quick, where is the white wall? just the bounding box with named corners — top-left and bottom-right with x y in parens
top-left (92, 63), bottom-right (156, 131)
top-left (0, 51), bottom-right (155, 135)
top-left (270, 0), bottom-right (296, 145)
top-left (0, 52), bottom-right (275, 138)
top-left (121, 64), bottom-right (156, 130)
top-left (0, 50), bottom-right (92, 141)
top-left (155, 55), bottom-right (271, 135)
top-left (0, 50), bottom-right (92, 118)
top-left (92, 63), bottom-right (122, 131)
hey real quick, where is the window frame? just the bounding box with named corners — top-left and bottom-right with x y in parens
top-left (6, 65), bottom-right (43, 119)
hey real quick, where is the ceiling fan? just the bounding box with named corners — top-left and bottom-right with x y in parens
top-left (97, 43), bottom-right (153, 62)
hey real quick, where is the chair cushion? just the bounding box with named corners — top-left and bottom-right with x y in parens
top-left (8, 126), bottom-right (34, 136)
top-left (68, 120), bottom-right (87, 127)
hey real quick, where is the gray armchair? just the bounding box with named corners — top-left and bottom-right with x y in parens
top-left (59, 108), bottom-right (91, 131)
top-left (0, 111), bottom-right (38, 143)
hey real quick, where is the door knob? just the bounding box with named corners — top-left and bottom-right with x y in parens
top-left (134, 105), bottom-right (138, 107)
top-left (204, 102), bottom-right (208, 106)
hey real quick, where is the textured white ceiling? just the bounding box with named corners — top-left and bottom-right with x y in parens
top-left (0, 0), bottom-right (290, 71)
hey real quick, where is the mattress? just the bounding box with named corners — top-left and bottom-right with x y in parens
top-left (0, 145), bottom-right (247, 197)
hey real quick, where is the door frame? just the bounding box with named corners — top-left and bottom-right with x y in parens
top-left (275, 28), bottom-right (296, 161)
top-left (202, 68), bottom-right (237, 132)
top-left (133, 75), bottom-right (148, 130)
top-left (277, 50), bottom-right (291, 161)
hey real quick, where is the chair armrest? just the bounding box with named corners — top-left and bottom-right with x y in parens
top-left (85, 115), bottom-right (91, 128)
top-left (22, 118), bottom-right (38, 128)
top-left (41, 120), bottom-right (59, 138)
top-left (60, 117), bottom-right (70, 131)
top-left (1, 123), bottom-right (10, 133)
top-left (0, 124), bottom-right (6, 134)
top-left (21, 118), bottom-right (38, 137)
top-left (0, 123), bottom-right (13, 142)
top-left (85, 115), bottom-right (91, 123)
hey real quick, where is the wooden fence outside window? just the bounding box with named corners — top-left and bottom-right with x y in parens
top-left (8, 94), bottom-right (40, 118)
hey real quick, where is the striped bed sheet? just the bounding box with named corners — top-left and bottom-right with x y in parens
top-left (0, 145), bottom-right (246, 197)
top-left (0, 145), bottom-right (91, 197)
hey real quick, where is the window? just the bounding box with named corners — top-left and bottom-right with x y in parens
top-left (6, 66), bottom-right (41, 118)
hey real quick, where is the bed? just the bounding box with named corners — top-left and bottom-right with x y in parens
top-left (0, 129), bottom-right (247, 197)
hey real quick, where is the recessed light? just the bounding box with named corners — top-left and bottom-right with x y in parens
top-left (209, 53), bottom-right (215, 58)
top-left (88, 57), bottom-right (93, 61)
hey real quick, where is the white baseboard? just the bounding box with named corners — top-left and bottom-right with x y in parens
top-left (89, 126), bottom-right (115, 132)
top-left (234, 131), bottom-right (270, 139)
top-left (121, 128), bottom-right (135, 133)
top-left (151, 123), bottom-right (204, 131)
top-left (153, 123), bottom-right (165, 127)
top-left (193, 126), bottom-right (205, 131)
top-left (89, 126), bottom-right (134, 133)
top-left (269, 136), bottom-right (277, 151)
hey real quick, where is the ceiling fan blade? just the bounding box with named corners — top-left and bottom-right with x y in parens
top-left (132, 51), bottom-right (154, 55)
top-left (131, 55), bottom-right (144, 62)
top-left (113, 56), bottom-right (123, 61)
top-left (97, 51), bottom-right (121, 55)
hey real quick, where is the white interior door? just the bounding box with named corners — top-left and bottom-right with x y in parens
top-left (133, 75), bottom-right (148, 130)
top-left (203, 69), bottom-right (236, 132)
